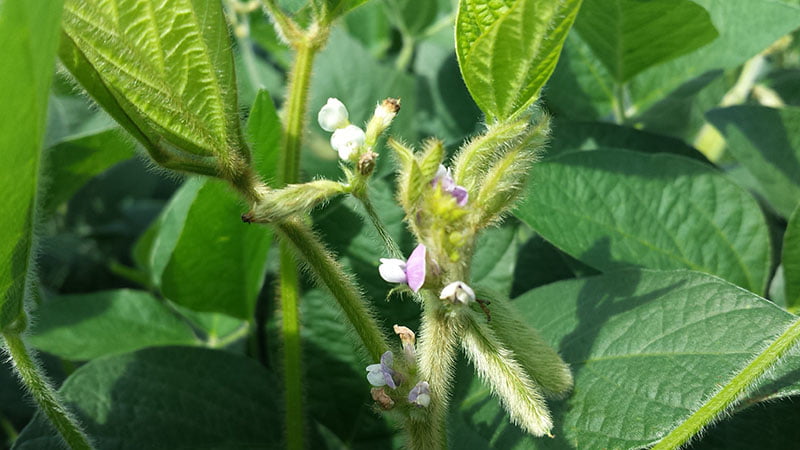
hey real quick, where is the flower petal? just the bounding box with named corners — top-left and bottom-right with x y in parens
top-left (439, 281), bottom-right (475, 304)
top-left (405, 244), bottom-right (427, 292)
top-left (451, 185), bottom-right (469, 206)
top-left (379, 258), bottom-right (407, 283)
top-left (331, 125), bottom-right (366, 161)
top-left (318, 98), bottom-right (349, 132)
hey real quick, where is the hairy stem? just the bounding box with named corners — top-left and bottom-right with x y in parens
top-left (279, 242), bottom-right (304, 450)
top-left (275, 34), bottom-right (324, 450)
top-left (653, 317), bottom-right (800, 450)
top-left (277, 219), bottom-right (390, 361)
top-left (406, 295), bottom-right (461, 450)
top-left (1, 331), bottom-right (93, 450)
top-left (356, 194), bottom-right (402, 259)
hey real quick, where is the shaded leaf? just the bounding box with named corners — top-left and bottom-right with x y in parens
top-left (706, 105), bottom-right (800, 218)
top-left (784, 205), bottom-right (800, 312)
top-left (13, 347), bottom-right (282, 449)
top-left (28, 290), bottom-right (199, 360)
top-left (41, 128), bottom-right (135, 214)
top-left (0, 0), bottom-right (63, 328)
top-left (515, 150), bottom-right (771, 294)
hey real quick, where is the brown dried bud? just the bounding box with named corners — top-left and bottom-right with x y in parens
top-left (370, 387), bottom-right (395, 410)
top-left (358, 151), bottom-right (378, 176)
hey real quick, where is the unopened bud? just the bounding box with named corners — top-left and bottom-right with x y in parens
top-left (371, 387), bottom-right (395, 410)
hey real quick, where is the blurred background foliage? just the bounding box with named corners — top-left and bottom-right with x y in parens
top-left (4, 0), bottom-right (800, 448)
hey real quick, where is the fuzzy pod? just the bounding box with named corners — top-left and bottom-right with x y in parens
top-left (248, 179), bottom-right (345, 223)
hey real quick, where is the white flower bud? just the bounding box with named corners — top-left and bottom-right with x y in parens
top-left (439, 281), bottom-right (475, 305)
top-left (331, 124), bottom-right (365, 161)
top-left (318, 98), bottom-right (349, 132)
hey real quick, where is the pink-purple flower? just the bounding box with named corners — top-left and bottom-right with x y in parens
top-left (432, 164), bottom-right (468, 206)
top-left (378, 244), bottom-right (427, 292)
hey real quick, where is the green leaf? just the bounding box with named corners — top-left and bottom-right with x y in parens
top-left (574, 0), bottom-right (718, 82)
top-left (13, 347), bottom-right (282, 449)
top-left (41, 128), bottom-right (135, 214)
top-left (629, 0), bottom-right (800, 115)
top-left (784, 205), bottom-right (800, 312)
top-left (471, 222), bottom-right (519, 297)
top-left (453, 269), bottom-right (800, 449)
top-left (515, 150), bottom-right (771, 294)
top-left (0, 0), bottom-right (63, 329)
top-left (160, 179), bottom-right (272, 319)
top-left (28, 290), bottom-right (199, 360)
top-left (455, 0), bottom-right (582, 120)
top-left (60, 0), bottom-right (245, 173)
top-left (133, 93), bottom-right (278, 319)
top-left (548, 120), bottom-right (708, 162)
top-left (387, 0), bottom-right (438, 37)
top-left (690, 396), bottom-right (800, 449)
top-left (706, 105), bottom-right (800, 218)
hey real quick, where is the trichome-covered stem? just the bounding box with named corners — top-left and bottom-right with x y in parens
top-left (277, 35), bottom-right (322, 450)
top-left (653, 317), bottom-right (800, 449)
top-left (1, 330), bottom-right (93, 450)
top-left (277, 219), bottom-right (390, 361)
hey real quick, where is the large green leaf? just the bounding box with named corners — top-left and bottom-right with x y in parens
top-left (41, 128), bottom-right (135, 214)
top-left (28, 290), bottom-right (199, 360)
top-left (159, 179), bottom-right (272, 319)
top-left (784, 205), bottom-right (800, 313)
top-left (60, 0), bottom-right (245, 173)
top-left (574, 0), bottom-right (718, 82)
top-left (13, 347), bottom-right (282, 449)
top-left (455, 0), bottom-right (582, 120)
top-left (515, 150), bottom-right (771, 294)
top-left (452, 269), bottom-right (800, 449)
top-left (706, 105), bottom-right (800, 218)
top-left (0, 0), bottom-right (63, 329)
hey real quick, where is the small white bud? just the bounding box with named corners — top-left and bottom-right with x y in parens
top-left (318, 98), bottom-right (349, 132)
top-left (373, 98), bottom-right (400, 128)
top-left (331, 125), bottom-right (366, 161)
top-left (439, 281), bottom-right (475, 305)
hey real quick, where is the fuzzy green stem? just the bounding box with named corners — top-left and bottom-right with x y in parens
top-left (356, 194), bottom-right (402, 259)
top-left (406, 295), bottom-right (461, 450)
top-left (279, 242), bottom-right (304, 450)
top-left (275, 33), bottom-right (323, 450)
top-left (277, 219), bottom-right (390, 361)
top-left (653, 317), bottom-right (800, 450)
top-left (280, 40), bottom-right (318, 184)
top-left (1, 331), bottom-right (93, 450)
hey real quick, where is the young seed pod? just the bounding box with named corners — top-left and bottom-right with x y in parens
top-left (248, 180), bottom-right (345, 223)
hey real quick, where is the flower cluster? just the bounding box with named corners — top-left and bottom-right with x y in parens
top-left (432, 165), bottom-right (468, 206)
top-left (318, 98), bottom-right (365, 161)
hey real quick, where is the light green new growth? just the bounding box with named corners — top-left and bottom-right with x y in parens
top-left (60, 0), bottom-right (250, 182)
top-left (2, 330), bottom-right (94, 450)
top-left (462, 314), bottom-right (553, 437)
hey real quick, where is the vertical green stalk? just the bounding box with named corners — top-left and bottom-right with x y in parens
top-left (279, 242), bottom-right (303, 450)
top-left (406, 295), bottom-right (462, 450)
top-left (653, 317), bottom-right (800, 450)
top-left (276, 34), bottom-right (324, 450)
top-left (1, 331), bottom-right (93, 450)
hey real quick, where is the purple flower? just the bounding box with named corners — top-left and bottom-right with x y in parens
top-left (432, 165), bottom-right (469, 206)
top-left (366, 351), bottom-right (397, 389)
top-left (408, 381), bottom-right (431, 407)
top-left (378, 244), bottom-right (427, 292)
